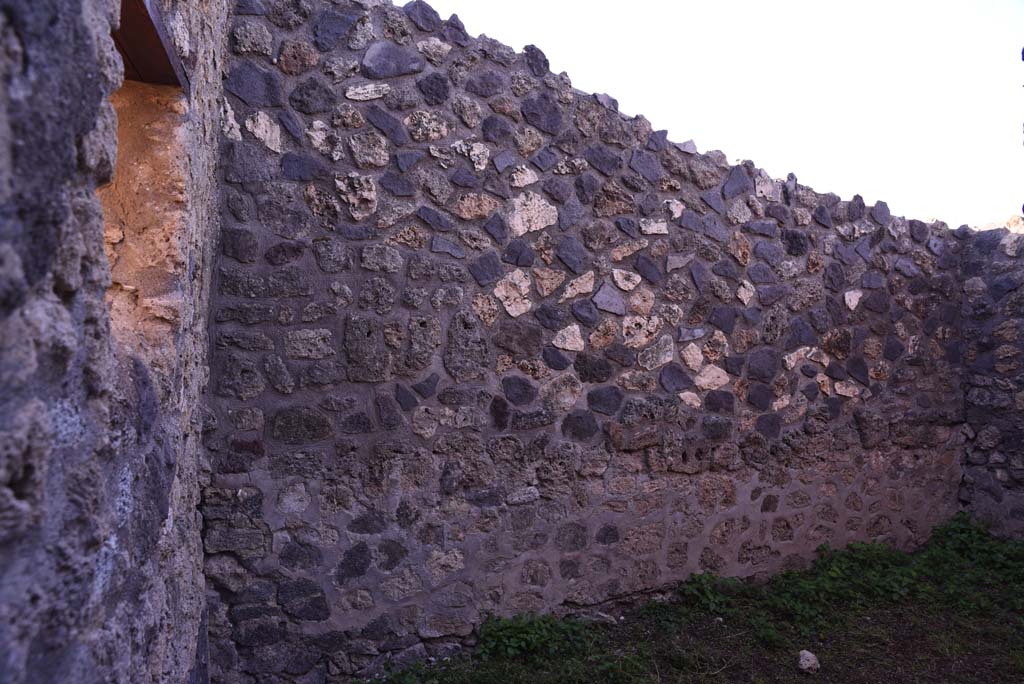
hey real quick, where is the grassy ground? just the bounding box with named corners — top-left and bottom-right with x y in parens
top-left (384, 514), bottom-right (1024, 684)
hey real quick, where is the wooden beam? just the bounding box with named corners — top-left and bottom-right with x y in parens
top-left (113, 0), bottom-right (189, 89)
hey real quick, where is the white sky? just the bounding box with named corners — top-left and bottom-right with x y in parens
top-left (428, 0), bottom-right (1024, 228)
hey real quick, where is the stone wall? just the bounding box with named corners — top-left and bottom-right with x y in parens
top-left (204, 1), bottom-right (969, 680)
top-left (0, 0), bottom-right (226, 682)
top-left (960, 228), bottom-right (1024, 536)
top-left (2, 0), bottom-right (1021, 682)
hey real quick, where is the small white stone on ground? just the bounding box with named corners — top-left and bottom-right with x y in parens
top-left (798, 649), bottom-right (820, 673)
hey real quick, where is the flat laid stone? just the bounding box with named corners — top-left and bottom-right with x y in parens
top-left (345, 82), bottom-right (391, 100)
top-left (431, 235), bottom-right (465, 259)
top-left (494, 269), bottom-right (532, 317)
top-left (362, 41), bottom-right (427, 79)
top-left (667, 253), bottom-right (693, 273)
top-left (506, 191), bottom-right (558, 237)
top-left (639, 218), bottom-right (669, 235)
top-left (553, 324), bottom-right (585, 352)
top-left (845, 289), bottom-right (863, 310)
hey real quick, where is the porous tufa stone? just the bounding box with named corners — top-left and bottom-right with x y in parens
top-left (612, 269), bottom-right (641, 291)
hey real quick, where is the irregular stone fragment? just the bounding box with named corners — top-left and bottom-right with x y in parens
top-left (335, 172), bottom-right (378, 220)
top-left (637, 334), bottom-right (674, 370)
top-left (361, 244), bottom-right (402, 272)
top-left (405, 110), bottom-right (450, 142)
top-left (279, 39), bottom-right (319, 75)
top-left (562, 410), bottom-right (599, 441)
top-left (510, 165), bottom-right (540, 188)
top-left (314, 8), bottom-right (361, 50)
top-left (679, 391), bottom-right (702, 409)
top-left (611, 239), bottom-right (648, 262)
top-left (722, 165), bottom-right (753, 199)
top-left (452, 140), bottom-right (490, 171)
top-left (835, 381), bottom-right (860, 398)
top-left (289, 77), bottom-right (336, 114)
top-left (844, 289), bottom-right (863, 310)
top-left (506, 191), bottom-right (558, 237)
top-left (233, 21), bottom-right (273, 55)
top-left (521, 92), bottom-right (563, 134)
top-left (532, 267), bottom-right (566, 297)
top-left (348, 131), bottom-right (389, 168)
top-left (553, 324), bottom-right (585, 352)
top-left (453, 193), bottom-right (502, 220)
top-left (417, 37), bottom-right (452, 64)
top-left (559, 271), bottom-right (595, 302)
top-left (502, 375), bottom-right (538, 406)
top-left (694, 365), bottom-right (730, 391)
top-left (244, 111), bottom-right (283, 153)
top-left (681, 343), bottom-right (703, 371)
top-left (592, 282), bottom-right (625, 314)
top-left (556, 236), bottom-right (588, 274)
top-left (612, 269), bottom-right (641, 292)
top-left (362, 40), bottom-right (427, 79)
top-left (657, 363), bottom-right (690, 393)
top-left (736, 280), bottom-right (755, 305)
top-left (494, 269), bottom-right (533, 317)
top-left (623, 315), bottom-right (662, 349)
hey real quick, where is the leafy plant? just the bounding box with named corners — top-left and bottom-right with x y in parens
top-left (476, 613), bottom-right (591, 661)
